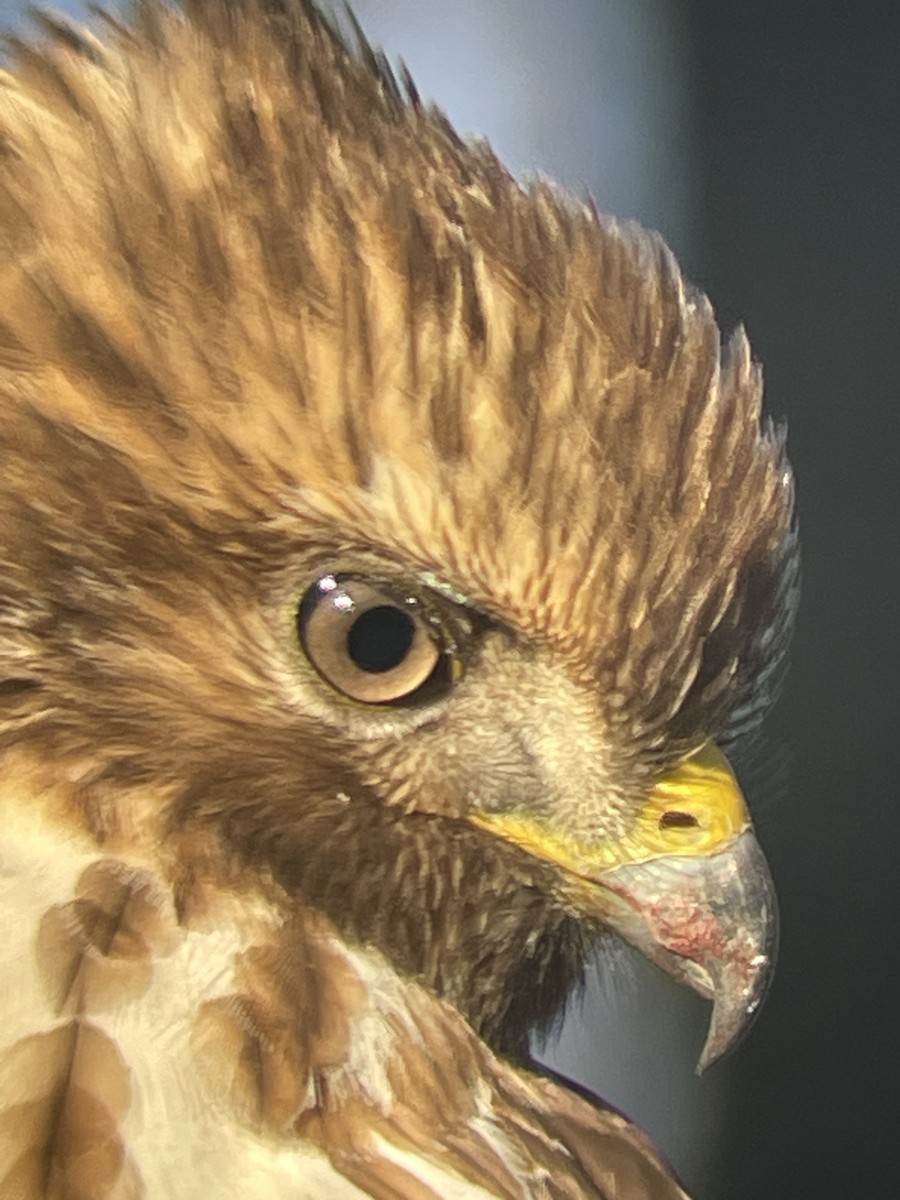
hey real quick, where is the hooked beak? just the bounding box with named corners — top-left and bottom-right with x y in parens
top-left (471, 741), bottom-right (777, 1071)
top-left (592, 825), bottom-right (777, 1071)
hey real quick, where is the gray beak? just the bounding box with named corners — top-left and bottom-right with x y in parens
top-left (593, 827), bottom-right (778, 1072)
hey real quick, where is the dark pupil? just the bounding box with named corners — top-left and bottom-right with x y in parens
top-left (347, 605), bottom-right (414, 673)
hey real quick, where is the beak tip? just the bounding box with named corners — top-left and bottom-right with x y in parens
top-left (696, 995), bottom-right (762, 1074)
top-left (695, 946), bottom-right (776, 1073)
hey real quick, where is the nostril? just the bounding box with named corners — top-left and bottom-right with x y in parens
top-left (659, 810), bottom-right (700, 830)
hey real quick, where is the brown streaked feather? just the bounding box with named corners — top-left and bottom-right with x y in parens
top-left (2, 779), bottom-right (686, 1198)
top-left (0, 0), bottom-right (796, 753)
top-left (0, 1021), bottom-right (142, 1200)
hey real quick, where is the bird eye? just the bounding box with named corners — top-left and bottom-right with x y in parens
top-left (298, 575), bottom-right (453, 704)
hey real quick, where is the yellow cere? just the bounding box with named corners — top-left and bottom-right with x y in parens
top-left (468, 740), bottom-right (751, 877)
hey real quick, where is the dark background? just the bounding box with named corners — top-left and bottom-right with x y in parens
top-left (2, 1), bottom-right (897, 1196)
top-left (692, 4), bottom-right (899, 1196)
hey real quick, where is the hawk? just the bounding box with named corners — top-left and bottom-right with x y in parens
top-left (0, 1), bottom-right (798, 1196)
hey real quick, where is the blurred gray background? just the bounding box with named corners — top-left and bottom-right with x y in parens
top-left (2, 1), bottom-right (896, 1196)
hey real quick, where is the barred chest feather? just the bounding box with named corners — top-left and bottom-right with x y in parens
top-left (0, 781), bottom-right (686, 1200)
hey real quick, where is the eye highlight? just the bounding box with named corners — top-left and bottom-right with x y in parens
top-left (298, 575), bottom-right (455, 704)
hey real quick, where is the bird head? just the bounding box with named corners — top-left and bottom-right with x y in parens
top-left (0, 0), bottom-right (797, 1074)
